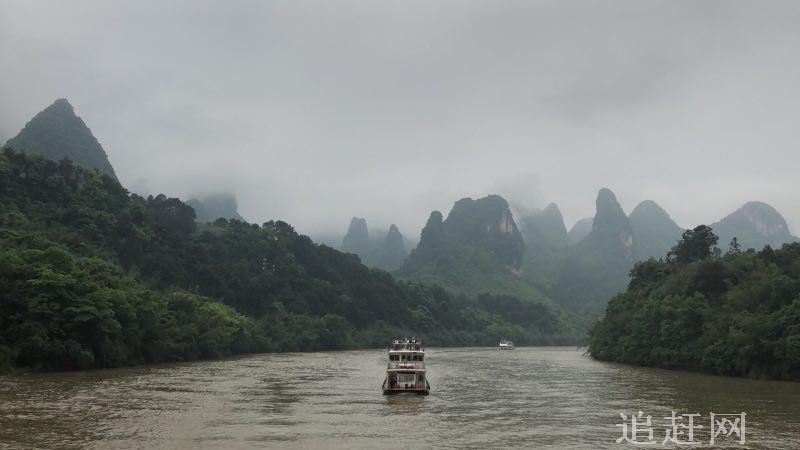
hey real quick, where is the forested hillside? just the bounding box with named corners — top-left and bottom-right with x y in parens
top-left (589, 225), bottom-right (800, 381)
top-left (0, 150), bottom-right (579, 372)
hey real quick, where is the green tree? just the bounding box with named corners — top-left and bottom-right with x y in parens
top-left (727, 237), bottom-right (742, 256)
top-left (668, 225), bottom-right (719, 264)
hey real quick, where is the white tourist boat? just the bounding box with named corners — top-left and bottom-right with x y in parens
top-left (382, 338), bottom-right (430, 395)
top-left (499, 339), bottom-right (515, 350)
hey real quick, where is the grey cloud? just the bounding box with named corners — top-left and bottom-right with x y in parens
top-left (1, 0), bottom-right (799, 239)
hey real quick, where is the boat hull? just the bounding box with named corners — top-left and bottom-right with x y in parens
top-left (383, 388), bottom-right (430, 396)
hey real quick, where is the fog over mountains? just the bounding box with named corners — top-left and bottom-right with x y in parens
top-left (2, 1), bottom-right (800, 237)
top-left (6, 96), bottom-right (797, 318)
top-left (337, 187), bottom-right (798, 317)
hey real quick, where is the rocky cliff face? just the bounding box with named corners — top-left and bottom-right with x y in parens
top-left (398, 195), bottom-right (546, 301)
top-left (712, 201), bottom-right (799, 251)
top-left (442, 195), bottom-right (525, 270)
top-left (4, 99), bottom-right (117, 179)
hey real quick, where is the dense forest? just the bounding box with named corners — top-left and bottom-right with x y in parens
top-left (0, 150), bottom-right (580, 372)
top-left (589, 225), bottom-right (800, 381)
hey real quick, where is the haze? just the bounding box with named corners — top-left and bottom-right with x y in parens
top-left (1, 0), bottom-right (799, 240)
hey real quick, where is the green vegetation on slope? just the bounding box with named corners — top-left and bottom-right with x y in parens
top-left (0, 150), bottom-right (579, 372)
top-left (0, 230), bottom-right (258, 372)
top-left (398, 197), bottom-right (545, 301)
top-left (589, 225), bottom-right (800, 381)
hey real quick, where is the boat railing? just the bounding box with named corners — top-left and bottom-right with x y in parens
top-left (387, 362), bottom-right (425, 370)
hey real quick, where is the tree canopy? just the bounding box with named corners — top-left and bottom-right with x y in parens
top-left (667, 225), bottom-right (719, 264)
top-left (589, 237), bottom-right (800, 381)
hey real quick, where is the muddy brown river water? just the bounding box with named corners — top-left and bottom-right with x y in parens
top-left (1, 347), bottom-right (798, 449)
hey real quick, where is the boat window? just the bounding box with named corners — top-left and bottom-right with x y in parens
top-left (397, 372), bottom-right (415, 384)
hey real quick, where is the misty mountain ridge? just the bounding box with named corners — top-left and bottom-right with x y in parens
top-left (340, 217), bottom-right (409, 271)
top-left (555, 188), bottom-right (636, 316)
top-left (335, 188), bottom-right (798, 320)
top-left (629, 200), bottom-right (684, 260)
top-left (519, 202), bottom-right (568, 250)
top-left (712, 201), bottom-right (800, 251)
top-left (443, 195), bottom-right (525, 270)
top-left (397, 195), bottom-right (548, 302)
top-left (567, 218), bottom-right (593, 244)
top-left (186, 193), bottom-right (244, 223)
top-left (518, 203), bottom-right (570, 295)
top-left (342, 217), bottom-right (371, 257)
top-left (4, 99), bottom-right (117, 179)
top-left (5, 98), bottom-right (797, 322)
top-left (550, 192), bottom-right (796, 316)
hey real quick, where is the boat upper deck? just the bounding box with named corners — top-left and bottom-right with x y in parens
top-left (389, 338), bottom-right (424, 352)
top-left (387, 338), bottom-right (425, 370)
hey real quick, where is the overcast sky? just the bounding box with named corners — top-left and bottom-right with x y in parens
top-left (1, 0), bottom-right (799, 240)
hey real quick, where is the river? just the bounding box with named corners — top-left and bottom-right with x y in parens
top-left (1, 347), bottom-right (798, 449)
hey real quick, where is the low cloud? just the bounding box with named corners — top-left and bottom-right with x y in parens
top-left (1, 0), bottom-right (798, 237)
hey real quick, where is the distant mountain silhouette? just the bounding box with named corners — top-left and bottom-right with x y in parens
top-left (339, 217), bottom-right (408, 271)
top-left (567, 218), bottom-right (593, 244)
top-left (373, 224), bottom-right (408, 270)
top-left (520, 203), bottom-right (568, 250)
top-left (186, 193), bottom-right (243, 222)
top-left (519, 203), bottom-right (569, 295)
top-left (342, 217), bottom-right (371, 257)
top-left (331, 193), bottom-right (798, 324)
top-left (712, 201), bottom-right (799, 251)
top-left (398, 195), bottom-right (547, 301)
top-left (443, 195), bottom-right (525, 269)
top-left (629, 200), bottom-right (684, 260)
top-left (556, 188), bottom-right (635, 316)
top-left (4, 99), bottom-right (117, 179)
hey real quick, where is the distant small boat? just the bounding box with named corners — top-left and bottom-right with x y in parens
top-left (382, 337), bottom-right (430, 395)
top-left (499, 339), bottom-right (514, 350)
